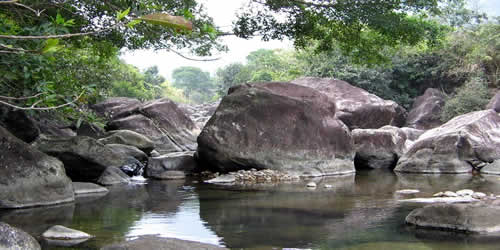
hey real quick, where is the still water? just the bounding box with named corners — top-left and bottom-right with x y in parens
top-left (2, 170), bottom-right (500, 249)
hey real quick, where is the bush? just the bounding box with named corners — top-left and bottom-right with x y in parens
top-left (440, 78), bottom-right (491, 122)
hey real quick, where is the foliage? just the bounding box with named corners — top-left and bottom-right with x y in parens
top-left (440, 78), bottom-right (491, 121)
top-left (233, 0), bottom-right (447, 64)
top-left (172, 66), bottom-right (216, 103)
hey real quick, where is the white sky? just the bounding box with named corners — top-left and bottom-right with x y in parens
top-left (121, 0), bottom-right (500, 80)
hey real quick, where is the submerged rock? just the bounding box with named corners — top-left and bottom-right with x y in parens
top-left (0, 125), bottom-right (74, 208)
top-left (395, 110), bottom-right (500, 173)
top-left (406, 203), bottom-right (500, 233)
top-left (0, 222), bottom-right (40, 250)
top-left (73, 182), bottom-right (108, 196)
top-left (406, 88), bottom-right (445, 130)
top-left (100, 235), bottom-right (227, 250)
top-left (197, 82), bottom-right (355, 177)
top-left (42, 225), bottom-right (92, 240)
top-left (292, 77), bottom-right (407, 129)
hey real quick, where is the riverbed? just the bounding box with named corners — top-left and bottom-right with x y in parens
top-left (2, 169), bottom-right (500, 249)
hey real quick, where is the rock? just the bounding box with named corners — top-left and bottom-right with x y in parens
top-left (150, 150), bottom-right (160, 157)
top-left (433, 192), bottom-right (444, 197)
top-left (75, 121), bottom-right (105, 138)
top-left (400, 127), bottom-right (425, 141)
top-left (100, 235), bottom-right (228, 250)
top-left (156, 170), bottom-right (186, 180)
top-left (0, 222), bottom-right (41, 250)
top-left (119, 158), bottom-right (145, 177)
top-left (205, 175), bottom-right (236, 184)
top-left (291, 77), bottom-right (407, 129)
top-left (456, 189), bottom-right (474, 196)
top-left (353, 126), bottom-right (407, 169)
top-left (472, 192), bottom-right (487, 199)
top-left (395, 110), bottom-right (500, 173)
top-left (42, 225), bottom-right (92, 240)
top-left (0, 125), bottom-right (74, 208)
top-left (33, 135), bottom-right (135, 182)
top-left (479, 159), bottom-right (500, 175)
top-left (96, 167), bottom-right (130, 186)
top-left (486, 91), bottom-right (500, 112)
top-left (105, 98), bottom-right (198, 154)
top-left (324, 184), bottom-right (333, 188)
top-left (406, 203), bottom-right (500, 233)
top-left (73, 182), bottom-right (108, 195)
top-left (197, 82), bottom-right (355, 177)
top-left (106, 144), bottom-right (148, 162)
top-left (306, 182), bottom-right (317, 188)
top-left (443, 191), bottom-right (458, 197)
top-left (0, 106), bottom-right (39, 143)
top-left (91, 97), bottom-right (142, 120)
top-left (99, 130), bottom-right (155, 154)
top-left (400, 197), bottom-right (478, 204)
top-left (406, 88), bottom-right (446, 130)
top-left (396, 189), bottom-right (420, 194)
top-left (146, 151), bottom-right (196, 179)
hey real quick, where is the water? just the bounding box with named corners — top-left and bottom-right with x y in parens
top-left (2, 170), bottom-right (500, 249)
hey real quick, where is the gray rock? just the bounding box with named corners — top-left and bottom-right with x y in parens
top-left (486, 91), bottom-right (500, 112)
top-left (73, 182), bottom-right (108, 195)
top-left (99, 130), bottom-right (155, 154)
top-left (96, 167), bottom-right (130, 186)
top-left (0, 106), bottom-right (39, 143)
top-left (91, 97), bottom-right (142, 120)
top-left (106, 144), bottom-right (148, 162)
top-left (400, 197), bottom-right (478, 204)
top-left (100, 235), bottom-right (227, 250)
top-left (396, 189), bottom-right (420, 194)
top-left (353, 126), bottom-right (407, 169)
top-left (42, 225), bottom-right (92, 239)
top-left (395, 110), bottom-right (500, 173)
top-left (197, 82), bottom-right (355, 177)
top-left (292, 77), bottom-right (407, 129)
top-left (75, 121), bottom-right (105, 138)
top-left (156, 170), bottom-right (186, 180)
top-left (406, 203), bottom-right (500, 233)
top-left (456, 189), bottom-right (474, 196)
top-left (0, 222), bottom-right (41, 250)
top-left (205, 175), bottom-right (236, 183)
top-left (406, 88), bottom-right (445, 130)
top-left (146, 151), bottom-right (196, 179)
top-left (0, 125), bottom-right (74, 208)
top-left (33, 135), bottom-right (135, 182)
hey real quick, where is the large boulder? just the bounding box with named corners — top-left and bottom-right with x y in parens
top-left (486, 91), bottom-right (500, 113)
top-left (33, 135), bottom-right (138, 182)
top-left (406, 203), bottom-right (500, 233)
top-left (146, 151), bottom-right (197, 179)
top-left (0, 222), bottom-right (41, 250)
top-left (104, 98), bottom-right (198, 154)
top-left (0, 125), bottom-right (74, 208)
top-left (395, 110), bottom-right (500, 173)
top-left (106, 144), bottom-right (148, 162)
top-left (406, 88), bottom-right (446, 130)
top-left (96, 167), bottom-right (130, 186)
top-left (197, 82), bottom-right (355, 176)
top-left (0, 106), bottom-right (40, 143)
top-left (353, 126), bottom-right (407, 169)
top-left (292, 77), bottom-right (406, 129)
top-left (100, 235), bottom-right (227, 250)
top-left (91, 97), bottom-right (142, 120)
top-left (99, 130), bottom-right (155, 154)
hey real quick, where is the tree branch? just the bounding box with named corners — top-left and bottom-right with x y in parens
top-left (0, 43), bottom-right (39, 53)
top-left (0, 92), bottom-right (44, 100)
top-left (0, 26), bottom-right (116, 39)
top-left (0, 91), bottom-right (85, 110)
top-left (168, 48), bottom-right (220, 62)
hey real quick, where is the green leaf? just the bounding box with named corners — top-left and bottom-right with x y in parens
top-left (56, 13), bottom-right (65, 25)
top-left (138, 13), bottom-right (193, 32)
top-left (127, 19), bottom-right (142, 29)
top-left (42, 39), bottom-right (61, 54)
top-left (116, 8), bottom-right (131, 21)
top-left (76, 117), bottom-right (83, 129)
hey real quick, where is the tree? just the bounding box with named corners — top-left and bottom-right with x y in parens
top-left (233, 0), bottom-right (446, 64)
top-left (172, 66), bottom-right (215, 103)
top-left (143, 66), bottom-right (166, 86)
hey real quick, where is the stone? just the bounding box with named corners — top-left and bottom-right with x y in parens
top-left (146, 151), bottom-right (196, 179)
top-left (324, 184), bottom-right (333, 188)
top-left (0, 125), bottom-right (74, 208)
top-left (486, 91), bottom-right (500, 113)
top-left (353, 126), bottom-right (407, 169)
top-left (400, 197), bottom-right (478, 204)
top-left (406, 88), bottom-right (446, 130)
top-left (96, 167), bottom-right (130, 186)
top-left (100, 235), bottom-right (228, 250)
top-left (73, 182), bottom-right (108, 195)
top-left (99, 130), bottom-right (155, 154)
top-left (456, 189), bottom-right (474, 196)
top-left (33, 135), bottom-right (136, 182)
top-left (75, 121), bottom-right (105, 138)
top-left (0, 222), bottom-right (41, 250)
top-left (156, 170), bottom-right (186, 180)
top-left (106, 98), bottom-right (198, 154)
top-left (42, 225), bottom-right (92, 240)
top-left (472, 192), bottom-right (487, 199)
top-left (291, 77), bottom-right (407, 129)
top-left (197, 82), bottom-right (355, 177)
top-left (91, 97), bottom-right (142, 120)
top-left (106, 144), bottom-right (148, 162)
top-left (396, 189), bottom-right (420, 194)
top-left (395, 110), bottom-right (500, 173)
top-left (406, 203), bottom-right (500, 233)
top-left (306, 182), bottom-right (317, 188)
top-left (433, 192), bottom-right (444, 197)
top-left (400, 127), bottom-right (425, 141)
top-left (0, 106), bottom-right (39, 143)
top-left (443, 191), bottom-right (458, 197)
top-left (205, 175), bottom-right (236, 184)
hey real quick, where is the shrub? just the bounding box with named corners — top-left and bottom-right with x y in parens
top-left (440, 77), bottom-right (491, 122)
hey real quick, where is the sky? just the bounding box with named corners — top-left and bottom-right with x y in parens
top-left (121, 0), bottom-right (500, 80)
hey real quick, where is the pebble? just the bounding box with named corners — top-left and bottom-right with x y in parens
top-left (396, 189), bottom-right (420, 194)
top-left (306, 182), bottom-right (317, 188)
top-left (456, 189), bottom-right (474, 196)
top-left (472, 192), bottom-right (487, 199)
top-left (433, 192), bottom-right (444, 197)
top-left (444, 191), bottom-right (458, 197)
top-left (324, 184), bottom-right (333, 189)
